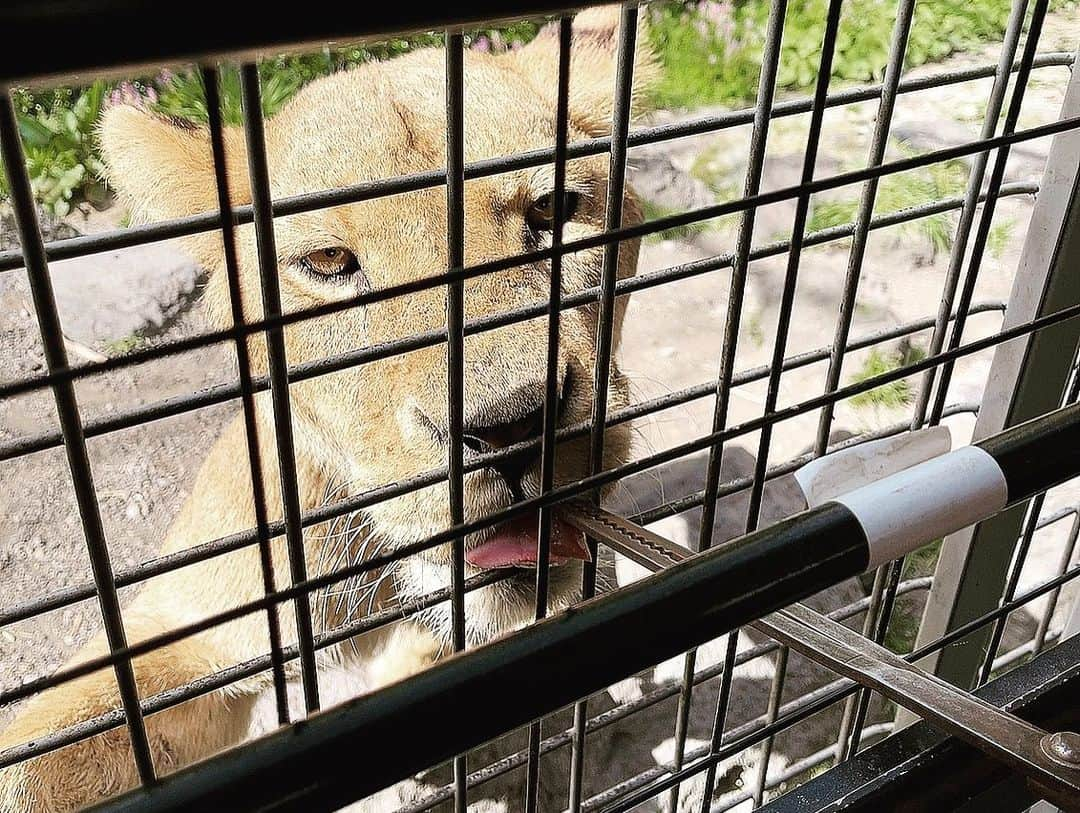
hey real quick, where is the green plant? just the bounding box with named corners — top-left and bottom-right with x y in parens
top-left (640, 198), bottom-right (717, 242)
top-left (807, 141), bottom-right (969, 256)
top-left (849, 342), bottom-right (926, 410)
top-left (3, 81), bottom-right (109, 216)
top-left (646, 0), bottom-right (1076, 111)
top-left (104, 334), bottom-right (143, 356)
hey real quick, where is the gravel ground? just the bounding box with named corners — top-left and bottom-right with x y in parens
top-left (1, 14), bottom-right (1078, 810)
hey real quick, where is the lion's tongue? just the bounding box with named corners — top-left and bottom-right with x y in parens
top-left (466, 513), bottom-right (591, 570)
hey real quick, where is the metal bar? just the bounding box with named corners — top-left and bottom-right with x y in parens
top-left (0, 185), bottom-right (1030, 462)
top-left (568, 498), bottom-right (1080, 812)
top-left (444, 28), bottom-right (469, 813)
top-left (526, 16), bottom-right (572, 813)
top-left (0, 90), bottom-right (156, 784)
top-left (734, 0), bottom-right (845, 799)
top-left (570, 6), bottom-right (637, 811)
top-left (0, 52), bottom-right (1069, 280)
top-left (586, 556), bottom-right (1080, 813)
top-left (978, 362), bottom-right (1080, 683)
top-left (929, 0), bottom-right (1053, 424)
top-left (202, 64), bottom-right (291, 726)
top-left (759, 635), bottom-right (1080, 813)
top-left (912, 43), bottom-right (1080, 694)
top-left (839, 0), bottom-right (1038, 760)
top-left (90, 504), bottom-right (870, 813)
top-left (814, 0), bottom-right (916, 455)
top-left (673, 0), bottom-right (789, 802)
top-left (758, 604), bottom-right (1080, 802)
top-left (238, 63), bottom-right (321, 713)
top-left (2, 109), bottom-right (1076, 403)
top-left (398, 582), bottom-right (931, 813)
top-left (1034, 511), bottom-right (1080, 652)
top-left (911, 0), bottom-right (1032, 426)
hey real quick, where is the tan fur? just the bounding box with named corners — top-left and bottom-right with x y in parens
top-left (0, 8), bottom-right (655, 809)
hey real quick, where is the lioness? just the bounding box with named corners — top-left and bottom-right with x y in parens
top-left (0, 7), bottom-right (655, 810)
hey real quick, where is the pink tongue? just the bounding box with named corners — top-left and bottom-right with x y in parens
top-left (466, 513), bottom-right (591, 570)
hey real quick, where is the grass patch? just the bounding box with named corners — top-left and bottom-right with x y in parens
top-left (104, 334), bottom-right (143, 356)
top-left (644, 0), bottom-right (1076, 111)
top-left (848, 342), bottom-right (926, 410)
top-left (987, 219), bottom-right (1015, 259)
top-left (640, 198), bottom-right (716, 242)
top-left (807, 143), bottom-right (969, 256)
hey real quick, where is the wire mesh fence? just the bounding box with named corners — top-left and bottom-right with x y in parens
top-left (0, 0), bottom-right (1078, 811)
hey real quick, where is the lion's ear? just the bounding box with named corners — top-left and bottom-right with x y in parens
top-left (506, 5), bottom-right (658, 137)
top-left (98, 105), bottom-right (250, 225)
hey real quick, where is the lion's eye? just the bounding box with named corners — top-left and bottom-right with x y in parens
top-left (526, 191), bottom-right (580, 232)
top-left (299, 247), bottom-right (361, 280)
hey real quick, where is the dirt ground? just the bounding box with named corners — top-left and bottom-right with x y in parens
top-left (1, 13), bottom-right (1078, 811)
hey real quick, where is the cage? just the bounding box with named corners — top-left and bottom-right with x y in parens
top-left (0, 1), bottom-right (1078, 811)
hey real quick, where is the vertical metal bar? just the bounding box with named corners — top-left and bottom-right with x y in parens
top-left (840, 0), bottom-right (1039, 750)
top-left (202, 64), bottom-right (291, 725)
top-left (238, 63), bottom-right (321, 714)
top-left (751, 646), bottom-right (789, 807)
top-left (846, 12), bottom-right (1032, 734)
top-left (697, 3), bottom-right (846, 802)
top-left (928, 0), bottom-right (1052, 424)
top-left (669, 3), bottom-right (789, 808)
top-left (0, 91), bottom-right (156, 783)
top-left (836, 559), bottom-right (903, 760)
top-left (444, 30), bottom-right (468, 813)
top-left (525, 17), bottom-right (573, 813)
top-left (910, 0), bottom-right (1031, 428)
top-left (909, 34), bottom-right (1080, 700)
top-left (568, 8), bottom-right (637, 813)
top-left (977, 361), bottom-right (1080, 683)
top-left (805, 0), bottom-right (911, 756)
top-left (976, 493), bottom-right (1048, 684)
top-left (813, 0), bottom-right (916, 455)
top-left (1033, 511), bottom-right (1080, 652)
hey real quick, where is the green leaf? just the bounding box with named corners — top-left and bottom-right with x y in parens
top-left (17, 115), bottom-right (53, 147)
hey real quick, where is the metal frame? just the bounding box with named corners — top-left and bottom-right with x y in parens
top-left (913, 36), bottom-right (1080, 694)
top-left (1, 1), bottom-right (1079, 811)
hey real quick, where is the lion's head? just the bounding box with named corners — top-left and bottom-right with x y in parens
top-left (100, 7), bottom-right (656, 645)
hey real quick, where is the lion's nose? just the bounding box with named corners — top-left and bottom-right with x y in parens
top-left (463, 401), bottom-right (546, 491)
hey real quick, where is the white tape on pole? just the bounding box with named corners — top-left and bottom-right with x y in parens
top-left (833, 446), bottom-right (1009, 569)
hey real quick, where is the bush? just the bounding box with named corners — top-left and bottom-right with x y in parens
top-left (646, 0), bottom-right (1071, 110)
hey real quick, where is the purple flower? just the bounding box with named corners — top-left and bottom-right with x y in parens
top-left (471, 35), bottom-right (492, 53)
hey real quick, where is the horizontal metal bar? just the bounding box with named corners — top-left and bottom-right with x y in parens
top-left (87, 504), bottom-right (868, 812)
top-left (574, 503), bottom-right (1079, 799)
top-left (399, 581), bottom-right (932, 812)
top-left (85, 404), bottom-right (1080, 812)
top-left (0, 298), bottom-right (1069, 656)
top-left (0, 53), bottom-right (1066, 277)
top-left (0, 111), bottom-right (1071, 406)
top-left (0, 2), bottom-right (590, 82)
top-left (0, 176), bottom-right (1029, 461)
top-left (0, 569), bottom-right (512, 770)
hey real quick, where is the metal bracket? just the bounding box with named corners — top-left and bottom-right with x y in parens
top-left (566, 503), bottom-right (1080, 809)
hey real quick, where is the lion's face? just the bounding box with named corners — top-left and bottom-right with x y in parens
top-left (101, 9), bottom-right (654, 643)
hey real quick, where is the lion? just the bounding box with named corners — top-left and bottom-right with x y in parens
top-left (0, 7), bottom-right (656, 810)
